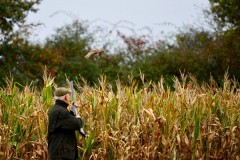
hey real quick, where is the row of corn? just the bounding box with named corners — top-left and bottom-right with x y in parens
top-left (0, 73), bottom-right (239, 159)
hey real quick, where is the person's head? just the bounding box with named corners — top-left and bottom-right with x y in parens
top-left (54, 87), bottom-right (71, 103)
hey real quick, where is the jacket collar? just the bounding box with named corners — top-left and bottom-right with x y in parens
top-left (55, 99), bottom-right (69, 108)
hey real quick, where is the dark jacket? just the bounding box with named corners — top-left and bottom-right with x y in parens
top-left (47, 100), bottom-right (83, 160)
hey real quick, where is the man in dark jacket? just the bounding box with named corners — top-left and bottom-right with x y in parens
top-left (47, 87), bottom-right (83, 160)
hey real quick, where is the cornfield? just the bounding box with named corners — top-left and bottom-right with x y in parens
top-left (0, 72), bottom-right (239, 160)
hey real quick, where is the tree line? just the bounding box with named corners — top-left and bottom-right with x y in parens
top-left (1, 0), bottom-right (240, 89)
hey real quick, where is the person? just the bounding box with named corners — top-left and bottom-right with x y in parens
top-left (47, 87), bottom-right (83, 160)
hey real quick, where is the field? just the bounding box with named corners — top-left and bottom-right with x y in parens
top-left (0, 73), bottom-right (239, 160)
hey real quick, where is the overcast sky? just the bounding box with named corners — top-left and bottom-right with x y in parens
top-left (27, 0), bottom-right (210, 44)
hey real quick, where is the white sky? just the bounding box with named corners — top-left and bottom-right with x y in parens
top-left (27, 0), bottom-right (210, 44)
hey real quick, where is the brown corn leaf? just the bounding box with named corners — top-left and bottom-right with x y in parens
top-left (35, 150), bottom-right (42, 156)
top-left (184, 134), bottom-right (190, 147)
top-left (196, 149), bottom-right (201, 158)
top-left (162, 136), bottom-right (167, 146)
top-left (208, 131), bottom-right (215, 141)
top-left (232, 126), bottom-right (238, 133)
top-left (176, 134), bottom-right (181, 145)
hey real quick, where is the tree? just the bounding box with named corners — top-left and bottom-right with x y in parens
top-left (0, 0), bottom-right (42, 86)
top-left (207, 0), bottom-right (240, 82)
top-left (0, 0), bottom-right (41, 41)
top-left (44, 20), bottom-right (97, 84)
top-left (209, 0), bottom-right (240, 30)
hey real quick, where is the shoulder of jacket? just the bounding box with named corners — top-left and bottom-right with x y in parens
top-left (54, 104), bottom-right (70, 115)
top-left (49, 104), bottom-right (63, 114)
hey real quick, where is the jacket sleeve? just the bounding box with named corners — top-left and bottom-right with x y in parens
top-left (57, 109), bottom-right (84, 130)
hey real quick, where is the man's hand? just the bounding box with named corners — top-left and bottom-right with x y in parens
top-left (76, 115), bottom-right (81, 119)
top-left (71, 101), bottom-right (78, 107)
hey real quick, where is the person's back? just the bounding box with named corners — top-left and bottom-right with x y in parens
top-left (47, 87), bottom-right (83, 160)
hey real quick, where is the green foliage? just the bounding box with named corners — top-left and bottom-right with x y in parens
top-left (209, 0), bottom-right (240, 30)
top-left (0, 0), bottom-right (42, 86)
top-left (44, 20), bottom-right (98, 85)
top-left (203, 28), bottom-right (240, 82)
top-left (124, 28), bottom-right (214, 86)
top-left (1, 0), bottom-right (240, 89)
top-left (0, 0), bottom-right (41, 39)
